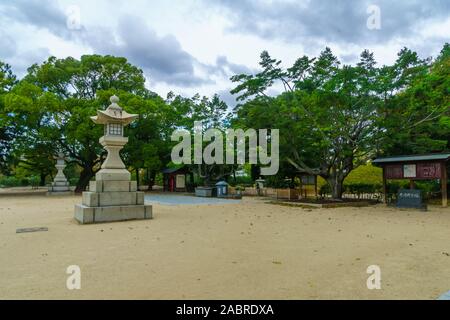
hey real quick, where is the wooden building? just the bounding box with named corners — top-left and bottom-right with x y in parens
top-left (162, 167), bottom-right (193, 192)
top-left (373, 153), bottom-right (450, 207)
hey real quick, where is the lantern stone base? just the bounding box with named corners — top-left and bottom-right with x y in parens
top-left (95, 168), bottom-right (131, 181)
top-left (74, 203), bottom-right (152, 224)
top-left (47, 180), bottom-right (72, 195)
top-left (47, 191), bottom-right (73, 196)
top-left (74, 178), bottom-right (152, 224)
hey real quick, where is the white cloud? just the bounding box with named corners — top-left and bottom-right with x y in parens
top-left (0, 0), bottom-right (448, 98)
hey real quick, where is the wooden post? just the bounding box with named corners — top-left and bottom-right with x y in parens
top-left (409, 180), bottom-right (415, 190)
top-left (314, 175), bottom-right (318, 199)
top-left (442, 162), bottom-right (448, 208)
top-left (299, 175), bottom-right (303, 199)
top-left (382, 166), bottom-right (387, 204)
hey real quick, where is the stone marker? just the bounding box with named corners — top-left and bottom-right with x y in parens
top-left (396, 189), bottom-right (427, 210)
top-left (47, 152), bottom-right (71, 195)
top-left (16, 227), bottom-right (48, 233)
top-left (74, 95), bottom-right (152, 224)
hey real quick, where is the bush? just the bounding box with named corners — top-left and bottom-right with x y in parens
top-left (228, 175), bottom-right (254, 187)
top-left (344, 164), bottom-right (382, 185)
top-left (0, 176), bottom-right (22, 187)
top-left (319, 183), bottom-right (331, 197)
top-left (415, 180), bottom-right (440, 193)
top-left (155, 173), bottom-right (163, 186)
top-left (69, 178), bottom-right (79, 186)
top-left (264, 175), bottom-right (293, 188)
top-left (29, 176), bottom-right (40, 187)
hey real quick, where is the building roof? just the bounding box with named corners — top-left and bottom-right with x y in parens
top-left (162, 166), bottom-right (189, 174)
top-left (373, 153), bottom-right (450, 164)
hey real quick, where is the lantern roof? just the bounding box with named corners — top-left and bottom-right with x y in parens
top-left (91, 95), bottom-right (138, 126)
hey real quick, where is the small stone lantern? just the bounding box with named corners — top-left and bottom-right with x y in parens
top-left (47, 152), bottom-right (71, 195)
top-left (255, 178), bottom-right (265, 196)
top-left (74, 96), bottom-right (152, 224)
top-left (216, 181), bottom-right (229, 198)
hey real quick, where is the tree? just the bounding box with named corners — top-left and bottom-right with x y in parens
top-left (120, 90), bottom-right (174, 190)
top-left (2, 79), bottom-right (59, 183)
top-left (168, 93), bottom-right (234, 185)
top-left (0, 62), bottom-right (18, 174)
top-left (6, 55), bottom-right (150, 192)
top-left (231, 48), bottom-right (382, 199)
top-left (380, 44), bottom-right (450, 155)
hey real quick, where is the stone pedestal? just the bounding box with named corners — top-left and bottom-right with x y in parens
top-left (47, 154), bottom-right (71, 195)
top-left (74, 179), bottom-right (152, 224)
top-left (74, 95), bottom-right (152, 224)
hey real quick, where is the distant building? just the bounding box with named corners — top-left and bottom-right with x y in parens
top-left (162, 167), bottom-right (194, 192)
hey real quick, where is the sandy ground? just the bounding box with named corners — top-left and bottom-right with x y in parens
top-left (0, 194), bottom-right (449, 300)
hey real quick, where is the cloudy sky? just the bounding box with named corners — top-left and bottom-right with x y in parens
top-left (0, 0), bottom-right (448, 106)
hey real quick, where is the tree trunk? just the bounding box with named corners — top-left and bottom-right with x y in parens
top-left (147, 170), bottom-right (156, 191)
top-left (75, 166), bottom-right (94, 193)
top-left (39, 173), bottom-right (46, 186)
top-left (232, 167), bottom-right (236, 184)
top-left (327, 174), bottom-right (345, 200)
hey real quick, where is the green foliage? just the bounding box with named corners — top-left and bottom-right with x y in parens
top-left (231, 47), bottom-right (383, 198)
top-left (154, 173), bottom-right (164, 186)
top-left (1, 43), bottom-right (448, 194)
top-left (264, 175), bottom-right (292, 188)
top-left (319, 183), bottom-right (331, 197)
top-left (3, 55), bottom-right (172, 192)
top-left (344, 163), bottom-right (382, 185)
top-left (0, 174), bottom-right (40, 187)
top-left (228, 175), bottom-right (254, 187)
top-left (231, 44), bottom-right (449, 199)
top-left (69, 177), bottom-right (79, 186)
top-left (168, 93), bottom-right (234, 185)
top-left (380, 44), bottom-right (450, 155)
top-left (0, 176), bottom-right (22, 187)
top-left (0, 62), bottom-right (18, 174)
top-left (29, 175), bottom-right (40, 187)
top-left (386, 180), bottom-right (441, 198)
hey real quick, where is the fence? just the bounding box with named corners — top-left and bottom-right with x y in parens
top-left (228, 187), bottom-right (302, 200)
top-left (228, 185), bottom-right (383, 201)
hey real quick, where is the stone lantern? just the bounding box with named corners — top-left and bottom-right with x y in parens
top-left (255, 178), bottom-right (265, 196)
top-left (47, 152), bottom-right (71, 195)
top-left (74, 96), bottom-right (152, 224)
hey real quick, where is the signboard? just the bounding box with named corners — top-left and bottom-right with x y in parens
top-left (403, 164), bottom-right (416, 178)
top-left (385, 162), bottom-right (443, 180)
top-left (176, 174), bottom-right (185, 189)
top-left (385, 165), bottom-right (403, 179)
top-left (396, 189), bottom-right (426, 210)
top-left (417, 162), bottom-right (441, 179)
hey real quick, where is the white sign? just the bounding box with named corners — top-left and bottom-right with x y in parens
top-left (403, 164), bottom-right (416, 178)
top-left (176, 174), bottom-right (185, 189)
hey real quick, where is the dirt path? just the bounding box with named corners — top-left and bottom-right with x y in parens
top-left (0, 195), bottom-right (449, 299)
